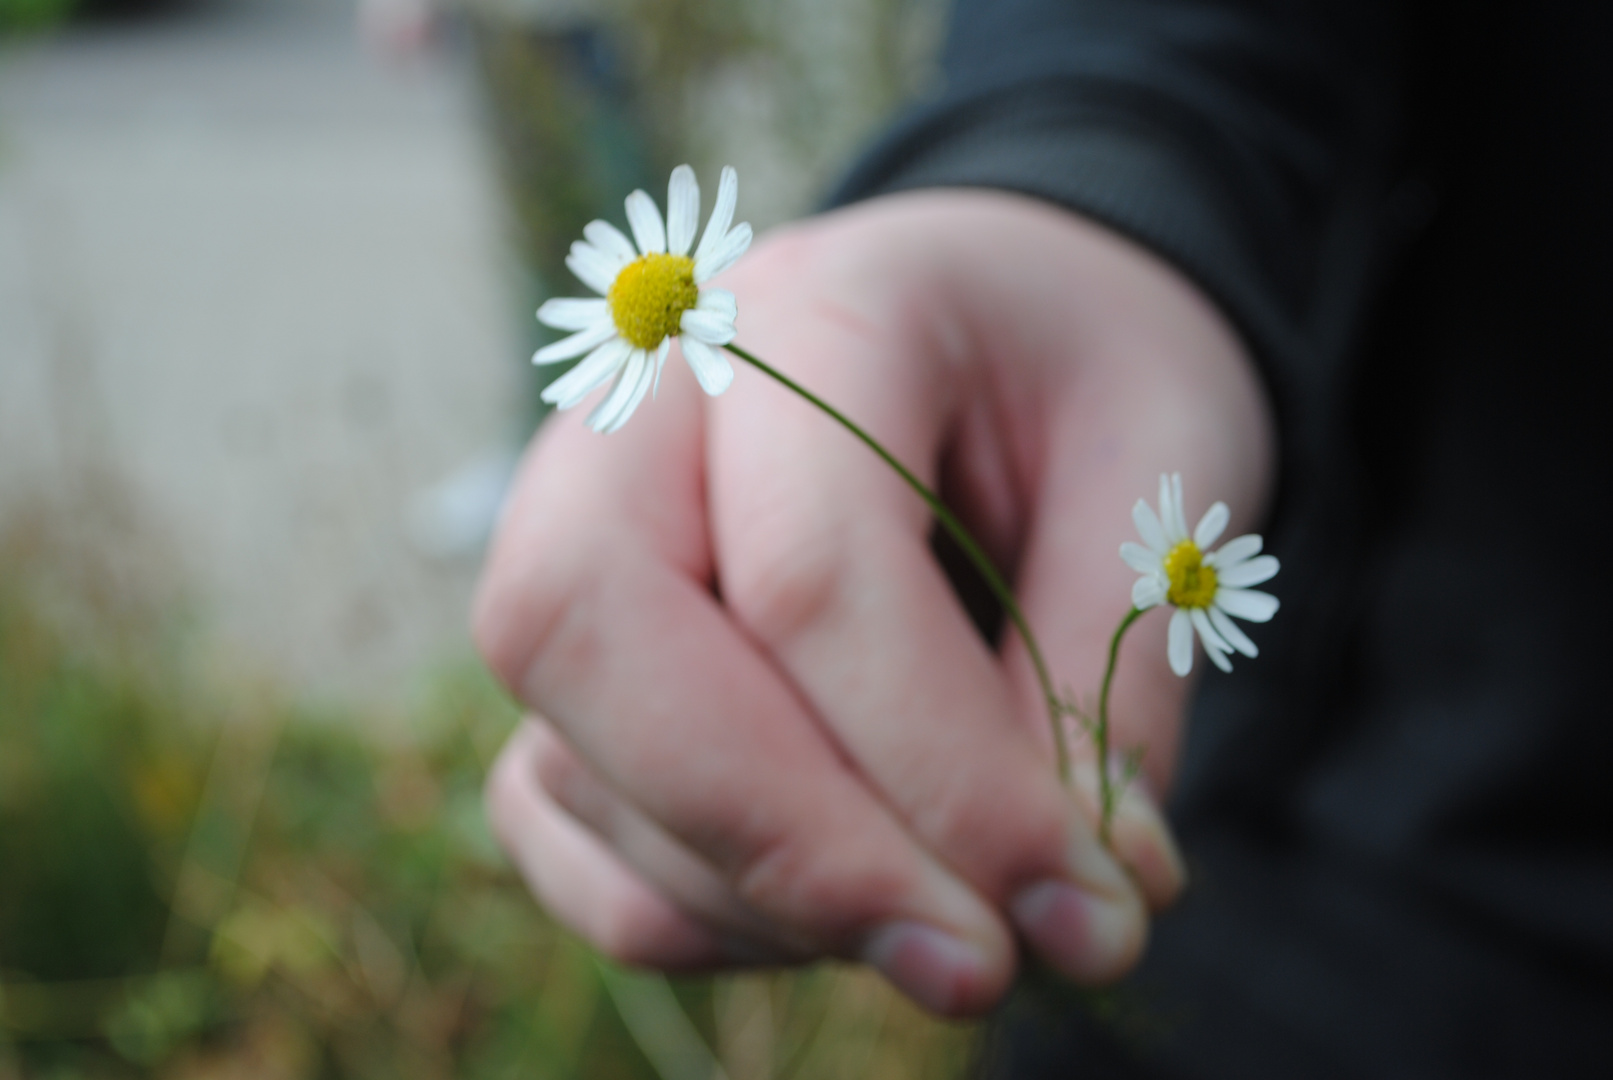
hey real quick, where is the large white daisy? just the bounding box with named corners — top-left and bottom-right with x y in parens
top-left (533, 165), bottom-right (753, 433)
top-left (1120, 473), bottom-right (1280, 676)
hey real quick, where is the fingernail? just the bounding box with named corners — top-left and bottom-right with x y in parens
top-left (861, 921), bottom-right (989, 1015)
top-left (1116, 788), bottom-right (1188, 899)
top-left (1069, 758), bottom-right (1187, 904)
top-left (1064, 819), bottom-right (1135, 897)
top-left (1010, 880), bottom-right (1143, 984)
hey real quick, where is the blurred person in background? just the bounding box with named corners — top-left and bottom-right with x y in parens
top-left (475, 0), bottom-right (1613, 1076)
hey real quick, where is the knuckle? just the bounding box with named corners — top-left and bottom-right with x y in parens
top-left (588, 891), bottom-right (715, 972)
top-left (529, 727), bottom-right (592, 812)
top-left (729, 829), bottom-right (908, 943)
top-left (721, 515), bottom-right (847, 648)
top-left (471, 564), bottom-right (550, 694)
top-left (472, 537), bottom-right (602, 700)
top-left (730, 221), bottom-right (821, 289)
top-left (483, 751), bottom-right (530, 855)
top-left (915, 781), bottom-right (1072, 900)
top-left (589, 902), bottom-right (669, 967)
top-left (995, 797), bottom-right (1074, 890)
top-left (534, 735), bottom-right (622, 839)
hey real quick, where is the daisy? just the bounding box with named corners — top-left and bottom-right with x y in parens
top-left (1120, 473), bottom-right (1280, 676)
top-left (533, 165), bottom-right (753, 433)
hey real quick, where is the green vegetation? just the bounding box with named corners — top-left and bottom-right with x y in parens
top-left (0, 510), bottom-right (977, 1078)
top-left (0, 0), bottom-right (75, 34)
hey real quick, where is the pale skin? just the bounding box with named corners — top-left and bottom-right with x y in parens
top-left (475, 190), bottom-right (1275, 1017)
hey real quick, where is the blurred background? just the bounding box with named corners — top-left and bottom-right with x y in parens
top-left (0, 0), bottom-right (975, 1075)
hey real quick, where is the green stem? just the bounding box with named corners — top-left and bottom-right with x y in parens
top-left (723, 343), bottom-right (1074, 784)
top-left (1094, 606), bottom-right (1144, 843)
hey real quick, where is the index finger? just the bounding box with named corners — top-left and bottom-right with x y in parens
top-left (474, 362), bottom-right (1017, 1015)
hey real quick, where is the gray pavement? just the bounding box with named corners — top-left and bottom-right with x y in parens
top-left (0, 0), bottom-right (527, 705)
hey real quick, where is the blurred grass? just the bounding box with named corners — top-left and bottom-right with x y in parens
top-left (0, 0), bottom-right (169, 35)
top-left (0, 0), bottom-right (75, 34)
top-left (0, 503), bottom-right (978, 1078)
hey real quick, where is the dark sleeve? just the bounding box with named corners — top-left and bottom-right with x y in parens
top-left (830, 0), bottom-right (1407, 483)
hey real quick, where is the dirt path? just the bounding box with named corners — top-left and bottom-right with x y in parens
top-left (0, 0), bottom-right (525, 706)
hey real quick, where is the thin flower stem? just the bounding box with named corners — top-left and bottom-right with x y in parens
top-left (724, 343), bottom-right (1073, 784)
top-left (1094, 606), bottom-right (1144, 844)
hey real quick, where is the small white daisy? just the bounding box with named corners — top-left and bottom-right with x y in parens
top-left (533, 165), bottom-right (753, 433)
top-left (1120, 473), bottom-right (1280, 676)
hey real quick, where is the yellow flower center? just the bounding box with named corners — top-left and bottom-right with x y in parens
top-left (1164, 540), bottom-right (1218, 609)
top-left (608, 252), bottom-right (698, 350)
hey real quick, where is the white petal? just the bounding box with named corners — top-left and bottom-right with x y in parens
top-left (614, 354), bottom-right (658, 432)
top-left (666, 165), bottom-right (699, 256)
top-left (680, 307), bottom-right (736, 345)
top-left (1132, 575), bottom-right (1166, 610)
top-left (1207, 533), bottom-right (1262, 568)
top-left (1167, 607), bottom-right (1194, 677)
top-left (624, 190), bottom-right (667, 255)
top-left (1208, 605), bottom-right (1258, 658)
top-left (697, 287), bottom-right (737, 319)
top-left (651, 337), bottom-right (672, 397)
top-left (604, 349), bottom-right (658, 434)
top-left (694, 221), bottom-right (753, 282)
top-left (587, 347), bottom-right (653, 433)
top-left (1120, 541), bottom-right (1159, 575)
top-left (583, 220), bottom-right (637, 263)
top-left (1194, 501), bottom-right (1230, 549)
top-left (680, 336), bottom-right (734, 396)
top-left (694, 165), bottom-right (737, 264)
top-left (1132, 498), bottom-right (1167, 554)
top-left (1190, 606), bottom-right (1232, 656)
top-left (1205, 637), bottom-right (1234, 672)
top-left (566, 243), bottom-right (621, 295)
top-left (541, 337), bottom-right (631, 409)
top-left (536, 297), bottom-right (609, 331)
top-left (1169, 474), bottom-right (1188, 544)
top-left (1157, 475), bottom-right (1181, 544)
top-left (1214, 587), bottom-right (1280, 623)
top-left (533, 319), bottom-right (616, 364)
top-left (1217, 554), bottom-right (1280, 588)
top-left (584, 349), bottom-right (637, 428)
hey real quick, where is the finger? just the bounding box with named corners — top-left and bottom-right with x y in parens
top-left (708, 199), bottom-right (1149, 984)
top-left (1066, 747), bottom-right (1188, 911)
top-left (526, 714), bottom-right (807, 958)
top-left (475, 374), bottom-right (1015, 1016)
top-left (486, 720), bottom-right (727, 969)
top-left (1012, 248), bottom-right (1264, 770)
top-left (1001, 218), bottom-right (1274, 897)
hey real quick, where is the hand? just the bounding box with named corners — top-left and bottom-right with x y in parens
top-left (475, 190), bottom-right (1275, 1016)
